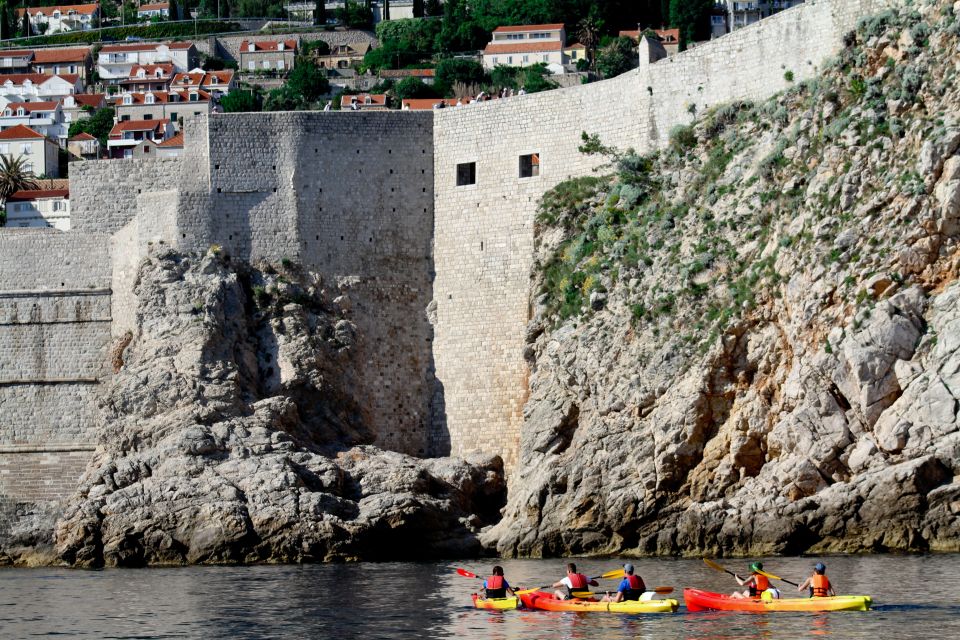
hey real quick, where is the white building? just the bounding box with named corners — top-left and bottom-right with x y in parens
top-left (725, 0), bottom-right (805, 31)
top-left (0, 101), bottom-right (67, 145)
top-left (482, 24), bottom-right (567, 72)
top-left (138, 2), bottom-right (171, 20)
top-left (98, 42), bottom-right (198, 84)
top-left (170, 69), bottom-right (236, 99)
top-left (0, 74), bottom-right (82, 101)
top-left (107, 119), bottom-right (174, 159)
top-left (5, 185), bottom-right (70, 230)
top-left (0, 125), bottom-right (60, 178)
top-left (18, 4), bottom-right (98, 34)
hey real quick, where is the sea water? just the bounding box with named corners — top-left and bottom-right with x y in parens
top-left (1, 554), bottom-right (957, 638)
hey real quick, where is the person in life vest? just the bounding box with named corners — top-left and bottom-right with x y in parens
top-left (483, 565), bottom-right (515, 599)
top-left (552, 562), bottom-right (599, 600)
top-left (730, 562), bottom-right (770, 599)
top-left (798, 562), bottom-right (836, 598)
top-left (601, 563), bottom-right (647, 602)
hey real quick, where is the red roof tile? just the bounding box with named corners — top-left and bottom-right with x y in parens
top-left (8, 188), bottom-right (69, 201)
top-left (0, 72), bottom-right (79, 85)
top-left (69, 132), bottom-right (95, 141)
top-left (240, 40), bottom-right (297, 52)
top-left (19, 4), bottom-right (98, 17)
top-left (5, 101), bottom-right (58, 113)
top-left (31, 47), bottom-right (90, 63)
top-left (100, 41), bottom-right (194, 54)
top-left (380, 68), bottom-right (436, 78)
top-left (483, 42), bottom-right (563, 55)
top-left (65, 93), bottom-right (106, 108)
top-left (109, 118), bottom-right (170, 136)
top-left (157, 132), bottom-right (184, 147)
top-left (493, 23), bottom-right (564, 33)
top-left (138, 2), bottom-right (170, 10)
top-left (0, 50), bottom-right (34, 59)
top-left (0, 124), bottom-right (46, 140)
top-left (339, 93), bottom-right (387, 108)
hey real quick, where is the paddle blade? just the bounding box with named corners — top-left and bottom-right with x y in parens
top-left (456, 568), bottom-right (479, 579)
top-left (652, 586), bottom-right (674, 594)
top-left (515, 586), bottom-right (549, 595)
top-left (756, 569), bottom-right (783, 581)
top-left (703, 558), bottom-right (726, 573)
top-left (600, 568), bottom-right (625, 579)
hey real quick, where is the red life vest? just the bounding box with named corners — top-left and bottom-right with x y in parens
top-left (626, 574), bottom-right (645, 591)
top-left (567, 572), bottom-right (589, 589)
top-left (811, 574), bottom-right (830, 597)
top-left (485, 575), bottom-right (506, 598)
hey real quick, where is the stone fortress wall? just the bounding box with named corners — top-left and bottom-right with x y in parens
top-left (0, 0), bottom-right (900, 544)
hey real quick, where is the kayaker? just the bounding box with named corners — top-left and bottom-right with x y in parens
top-left (798, 562), bottom-right (836, 598)
top-left (552, 562), bottom-right (598, 600)
top-left (601, 563), bottom-right (646, 603)
top-left (730, 562), bottom-right (769, 599)
top-left (483, 565), bottom-right (515, 599)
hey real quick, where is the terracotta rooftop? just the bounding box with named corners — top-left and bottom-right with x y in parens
top-left (240, 40), bottom-right (297, 52)
top-left (0, 124), bottom-right (46, 140)
top-left (483, 42), bottom-right (563, 55)
top-left (138, 2), bottom-right (170, 10)
top-left (7, 188), bottom-right (69, 201)
top-left (380, 68), bottom-right (436, 79)
top-left (69, 132), bottom-right (96, 141)
top-left (0, 73), bottom-right (79, 85)
top-left (109, 119), bottom-right (170, 136)
top-left (4, 101), bottom-right (59, 113)
top-left (31, 47), bottom-right (90, 63)
top-left (18, 4), bottom-right (98, 17)
top-left (100, 41), bottom-right (193, 53)
top-left (157, 132), bottom-right (184, 147)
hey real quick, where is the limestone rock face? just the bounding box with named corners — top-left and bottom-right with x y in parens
top-left (487, 0), bottom-right (960, 558)
top-left (55, 251), bottom-right (504, 567)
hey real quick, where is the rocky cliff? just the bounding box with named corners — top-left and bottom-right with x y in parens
top-left (53, 251), bottom-right (504, 567)
top-left (485, 0), bottom-right (960, 557)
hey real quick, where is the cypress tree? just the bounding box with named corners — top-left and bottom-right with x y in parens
top-left (413, 0), bottom-right (423, 18)
top-left (314, 0), bottom-right (325, 25)
top-left (0, 2), bottom-right (9, 41)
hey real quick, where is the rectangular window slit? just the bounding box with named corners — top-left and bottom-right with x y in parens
top-left (519, 153), bottom-right (540, 178)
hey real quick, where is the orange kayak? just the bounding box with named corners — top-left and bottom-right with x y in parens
top-left (519, 590), bottom-right (679, 613)
top-left (684, 588), bottom-right (872, 612)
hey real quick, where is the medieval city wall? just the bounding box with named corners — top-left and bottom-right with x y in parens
top-left (0, 0), bottom-right (904, 537)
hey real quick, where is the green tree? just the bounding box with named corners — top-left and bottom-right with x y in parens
top-left (0, 1), bottom-right (10, 40)
top-left (577, 10), bottom-right (603, 70)
top-left (424, 0), bottom-right (441, 16)
top-left (168, 0), bottom-right (178, 20)
top-left (21, 4), bottom-right (28, 37)
top-left (315, 0), bottom-right (325, 25)
top-left (220, 89), bottom-right (261, 112)
top-left (412, 0), bottom-right (423, 18)
top-left (596, 36), bottom-right (637, 78)
top-left (435, 57), bottom-right (484, 94)
top-left (394, 76), bottom-right (438, 99)
top-left (286, 56), bottom-right (330, 102)
top-left (383, 0), bottom-right (389, 21)
top-left (669, 0), bottom-right (713, 49)
top-left (68, 107), bottom-right (115, 148)
top-left (0, 155), bottom-right (40, 204)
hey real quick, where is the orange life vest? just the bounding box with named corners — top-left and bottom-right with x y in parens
top-left (750, 573), bottom-right (770, 596)
top-left (811, 574), bottom-right (830, 597)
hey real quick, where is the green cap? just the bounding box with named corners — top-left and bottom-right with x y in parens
top-left (750, 562), bottom-right (763, 572)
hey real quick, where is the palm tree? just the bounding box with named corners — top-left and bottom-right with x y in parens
top-left (0, 154), bottom-right (40, 203)
top-left (578, 15), bottom-right (602, 71)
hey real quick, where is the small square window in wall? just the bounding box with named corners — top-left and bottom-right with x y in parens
top-left (519, 153), bottom-right (540, 178)
top-left (456, 162), bottom-right (476, 186)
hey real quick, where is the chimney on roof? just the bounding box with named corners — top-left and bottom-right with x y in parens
top-left (278, 41), bottom-right (285, 51)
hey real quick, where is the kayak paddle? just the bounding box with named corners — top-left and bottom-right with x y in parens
top-left (455, 568), bottom-right (482, 580)
top-left (755, 568), bottom-right (800, 587)
top-left (703, 558), bottom-right (738, 577)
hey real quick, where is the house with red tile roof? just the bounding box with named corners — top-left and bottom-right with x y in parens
top-left (0, 125), bottom-right (60, 176)
top-left (118, 64), bottom-right (176, 92)
top-left (619, 28), bottom-right (681, 55)
top-left (0, 50), bottom-right (34, 74)
top-left (170, 69), bottom-right (236, 98)
top-left (137, 2), bottom-right (172, 20)
top-left (17, 4), bottom-right (98, 34)
top-left (482, 24), bottom-right (567, 72)
top-left (107, 118), bottom-right (174, 159)
top-left (0, 100), bottom-right (66, 143)
top-left (239, 40), bottom-right (297, 75)
top-left (98, 42), bottom-right (198, 84)
top-left (5, 185), bottom-right (70, 230)
top-left (339, 93), bottom-right (389, 111)
top-left (113, 90), bottom-right (212, 128)
top-left (0, 48), bottom-right (93, 85)
top-left (60, 93), bottom-right (107, 127)
top-left (0, 73), bottom-right (82, 100)
top-left (67, 131), bottom-right (99, 160)
top-left (380, 68), bottom-right (436, 84)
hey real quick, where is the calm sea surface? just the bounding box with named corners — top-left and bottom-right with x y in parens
top-left (1, 554), bottom-right (958, 638)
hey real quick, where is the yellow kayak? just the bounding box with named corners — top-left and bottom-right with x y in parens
top-left (472, 594), bottom-right (519, 610)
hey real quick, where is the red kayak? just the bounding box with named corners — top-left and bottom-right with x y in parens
top-left (518, 590), bottom-right (678, 613)
top-left (684, 588), bottom-right (872, 612)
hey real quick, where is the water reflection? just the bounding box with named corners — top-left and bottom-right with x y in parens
top-left (0, 555), bottom-right (958, 639)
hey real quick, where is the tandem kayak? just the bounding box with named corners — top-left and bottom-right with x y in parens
top-left (684, 588), bottom-right (872, 612)
top-left (471, 594), bottom-right (519, 610)
top-left (519, 590), bottom-right (679, 613)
